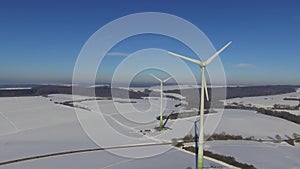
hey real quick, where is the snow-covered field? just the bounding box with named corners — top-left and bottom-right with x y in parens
top-left (224, 89), bottom-right (300, 115)
top-left (173, 109), bottom-right (300, 140)
top-left (171, 109), bottom-right (300, 169)
top-left (0, 87), bottom-right (32, 90)
top-left (1, 94), bottom-right (299, 168)
top-left (205, 140), bottom-right (300, 169)
top-left (120, 84), bottom-right (201, 92)
top-left (47, 94), bottom-right (94, 103)
top-left (0, 95), bottom-right (229, 169)
top-left (213, 109), bottom-right (300, 140)
top-left (125, 84), bottom-right (239, 92)
top-left (0, 96), bottom-right (78, 134)
top-left (0, 147), bottom-right (226, 169)
top-left (51, 95), bottom-right (197, 143)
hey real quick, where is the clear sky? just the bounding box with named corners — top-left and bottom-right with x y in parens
top-left (0, 0), bottom-right (300, 85)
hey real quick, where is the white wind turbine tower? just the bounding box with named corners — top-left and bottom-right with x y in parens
top-left (150, 74), bottom-right (172, 129)
top-left (168, 41), bottom-right (232, 169)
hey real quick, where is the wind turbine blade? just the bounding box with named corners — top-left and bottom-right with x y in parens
top-left (204, 41), bottom-right (232, 66)
top-left (168, 51), bottom-right (203, 65)
top-left (150, 74), bottom-right (162, 82)
top-left (203, 73), bottom-right (209, 101)
top-left (163, 76), bottom-right (172, 83)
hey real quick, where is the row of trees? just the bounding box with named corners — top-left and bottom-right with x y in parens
top-left (182, 146), bottom-right (256, 169)
top-left (180, 132), bottom-right (300, 146)
top-left (257, 108), bottom-right (300, 124)
top-left (181, 132), bottom-right (255, 142)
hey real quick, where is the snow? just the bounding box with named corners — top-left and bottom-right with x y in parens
top-left (177, 109), bottom-right (300, 140)
top-left (3, 93), bottom-right (299, 168)
top-left (47, 94), bottom-right (94, 103)
top-left (0, 112), bottom-right (18, 135)
top-left (122, 84), bottom-right (241, 93)
top-left (74, 97), bottom-right (300, 142)
top-left (72, 97), bottom-right (198, 158)
top-left (0, 96), bottom-right (78, 132)
top-left (74, 95), bottom-right (300, 156)
top-left (205, 140), bottom-right (300, 169)
top-left (213, 109), bottom-right (300, 140)
top-left (157, 108), bottom-right (300, 141)
top-left (0, 122), bottom-right (95, 162)
top-left (224, 89), bottom-right (300, 115)
top-left (72, 97), bottom-right (200, 145)
top-left (40, 83), bottom-right (75, 87)
top-left (0, 88), bottom-right (32, 90)
top-left (120, 84), bottom-right (201, 92)
top-left (75, 97), bottom-right (179, 123)
top-left (0, 95), bottom-right (230, 169)
top-left (0, 147), bottom-right (227, 169)
top-left (164, 92), bottom-right (186, 99)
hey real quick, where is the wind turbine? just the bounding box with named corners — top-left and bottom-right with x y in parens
top-left (168, 41), bottom-right (232, 169)
top-left (150, 74), bottom-right (172, 129)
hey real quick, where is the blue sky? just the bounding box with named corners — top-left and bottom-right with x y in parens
top-left (0, 0), bottom-right (300, 85)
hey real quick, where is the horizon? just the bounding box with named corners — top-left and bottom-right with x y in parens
top-left (1, 1), bottom-right (300, 85)
top-left (0, 82), bottom-right (299, 88)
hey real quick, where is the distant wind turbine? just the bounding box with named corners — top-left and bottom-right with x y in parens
top-left (150, 74), bottom-right (172, 129)
top-left (168, 41), bottom-right (232, 169)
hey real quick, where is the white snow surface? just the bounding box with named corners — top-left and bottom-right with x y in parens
top-left (123, 84), bottom-right (239, 92)
top-left (179, 109), bottom-right (300, 140)
top-left (47, 94), bottom-right (94, 103)
top-left (0, 95), bottom-right (229, 169)
top-left (205, 140), bottom-right (300, 169)
top-left (0, 147), bottom-right (225, 169)
top-left (213, 109), bottom-right (300, 140)
top-left (0, 88), bottom-right (32, 90)
top-left (224, 89), bottom-right (300, 115)
top-left (120, 84), bottom-right (201, 92)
